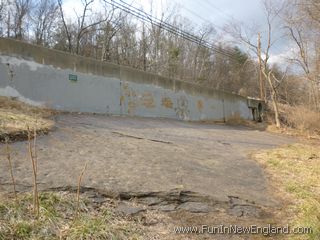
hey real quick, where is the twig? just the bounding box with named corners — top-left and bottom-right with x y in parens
top-left (27, 126), bottom-right (39, 218)
top-left (33, 120), bottom-right (38, 173)
top-left (5, 138), bottom-right (17, 201)
top-left (76, 161), bottom-right (88, 217)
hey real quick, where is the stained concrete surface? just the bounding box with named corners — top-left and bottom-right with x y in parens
top-left (0, 114), bottom-right (294, 212)
top-left (1, 38), bottom-right (260, 121)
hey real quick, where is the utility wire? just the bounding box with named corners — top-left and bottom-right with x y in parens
top-left (103, 0), bottom-right (239, 61)
top-left (178, 5), bottom-right (226, 32)
top-left (202, 0), bottom-right (235, 21)
top-left (118, 0), bottom-right (237, 57)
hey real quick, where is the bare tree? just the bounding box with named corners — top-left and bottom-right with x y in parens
top-left (99, 2), bottom-right (125, 62)
top-left (0, 0), bottom-right (6, 36)
top-left (283, 0), bottom-right (320, 110)
top-left (57, 0), bottom-right (111, 54)
top-left (75, 0), bottom-right (93, 54)
top-left (57, 0), bottom-right (72, 52)
top-left (140, 22), bottom-right (148, 70)
top-left (5, 1), bottom-right (12, 37)
top-left (12, 0), bottom-right (32, 39)
top-left (31, 0), bottom-right (58, 46)
top-left (225, 0), bottom-right (285, 127)
top-left (0, 0), bottom-right (4, 14)
top-left (192, 24), bottom-right (215, 81)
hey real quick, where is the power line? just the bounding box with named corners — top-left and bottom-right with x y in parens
top-left (103, 0), bottom-right (239, 61)
top-left (117, 0), bottom-right (235, 56)
top-left (178, 5), bottom-right (226, 32)
top-left (202, 0), bottom-right (235, 21)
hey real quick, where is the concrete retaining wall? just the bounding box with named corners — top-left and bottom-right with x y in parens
top-left (0, 38), bottom-right (257, 121)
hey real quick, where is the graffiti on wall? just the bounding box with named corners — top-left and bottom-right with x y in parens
top-left (175, 95), bottom-right (190, 120)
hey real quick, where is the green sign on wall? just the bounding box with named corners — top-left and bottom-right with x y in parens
top-left (69, 74), bottom-right (78, 81)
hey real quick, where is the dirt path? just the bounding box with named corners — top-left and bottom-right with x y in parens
top-left (0, 114), bottom-right (295, 238)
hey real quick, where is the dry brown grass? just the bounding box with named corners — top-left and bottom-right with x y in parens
top-left (0, 96), bottom-right (55, 141)
top-left (284, 106), bottom-right (320, 135)
top-left (0, 192), bottom-right (146, 240)
top-left (253, 143), bottom-right (320, 240)
top-left (266, 104), bottom-right (320, 139)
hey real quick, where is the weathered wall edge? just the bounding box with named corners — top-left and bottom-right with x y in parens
top-left (0, 37), bottom-right (244, 100)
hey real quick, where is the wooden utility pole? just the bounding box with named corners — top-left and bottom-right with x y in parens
top-left (257, 33), bottom-right (265, 102)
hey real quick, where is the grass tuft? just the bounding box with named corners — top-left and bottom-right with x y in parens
top-left (0, 192), bottom-right (144, 240)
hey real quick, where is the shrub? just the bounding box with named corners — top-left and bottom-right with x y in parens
top-left (283, 105), bottom-right (320, 135)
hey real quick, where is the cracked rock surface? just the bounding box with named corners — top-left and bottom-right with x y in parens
top-left (0, 114), bottom-right (294, 218)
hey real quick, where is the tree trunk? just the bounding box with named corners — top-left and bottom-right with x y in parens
top-left (265, 71), bottom-right (281, 128)
top-left (270, 90), bottom-right (281, 128)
